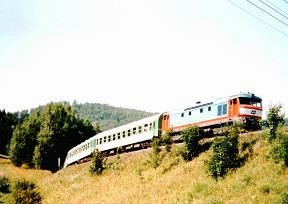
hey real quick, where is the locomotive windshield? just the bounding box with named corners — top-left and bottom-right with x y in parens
top-left (239, 97), bottom-right (262, 108)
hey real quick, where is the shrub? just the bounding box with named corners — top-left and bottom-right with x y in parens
top-left (280, 192), bottom-right (288, 204)
top-left (208, 135), bottom-right (239, 180)
top-left (90, 149), bottom-right (105, 175)
top-left (266, 104), bottom-right (285, 142)
top-left (271, 131), bottom-right (288, 167)
top-left (0, 176), bottom-right (10, 193)
top-left (148, 137), bottom-right (163, 168)
top-left (12, 179), bottom-right (42, 204)
top-left (181, 126), bottom-right (203, 161)
top-left (229, 122), bottom-right (244, 137)
top-left (161, 130), bottom-right (173, 153)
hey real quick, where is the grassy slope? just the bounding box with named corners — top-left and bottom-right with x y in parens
top-left (1, 131), bottom-right (288, 204)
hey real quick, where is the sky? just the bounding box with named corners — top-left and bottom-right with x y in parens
top-left (0, 0), bottom-right (288, 116)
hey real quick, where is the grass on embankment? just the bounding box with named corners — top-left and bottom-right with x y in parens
top-left (1, 130), bottom-right (288, 203)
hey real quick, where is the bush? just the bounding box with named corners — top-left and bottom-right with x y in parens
top-left (181, 126), bottom-right (203, 161)
top-left (271, 131), bottom-right (288, 167)
top-left (229, 122), bottom-right (244, 137)
top-left (280, 192), bottom-right (288, 204)
top-left (266, 104), bottom-right (285, 142)
top-left (0, 176), bottom-right (10, 193)
top-left (160, 130), bottom-right (173, 153)
top-left (90, 149), bottom-right (105, 175)
top-left (12, 179), bottom-right (42, 204)
top-left (208, 135), bottom-right (239, 180)
top-left (148, 137), bottom-right (163, 168)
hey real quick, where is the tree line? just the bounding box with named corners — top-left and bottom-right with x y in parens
top-left (1, 103), bottom-right (99, 171)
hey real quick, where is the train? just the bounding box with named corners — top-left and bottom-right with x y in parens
top-left (63, 92), bottom-right (262, 168)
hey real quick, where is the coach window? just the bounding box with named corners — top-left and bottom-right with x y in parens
top-left (189, 111), bottom-right (191, 116)
top-left (108, 135), bottom-right (111, 142)
top-left (96, 139), bottom-right (99, 145)
top-left (138, 126), bottom-right (142, 133)
top-left (104, 136), bottom-right (107, 143)
top-left (208, 107), bottom-right (211, 111)
top-left (223, 104), bottom-right (227, 115)
top-left (100, 138), bottom-right (102, 144)
top-left (122, 131), bottom-right (126, 138)
top-left (133, 127), bottom-right (137, 135)
top-left (128, 130), bottom-right (131, 136)
top-left (181, 113), bottom-right (184, 117)
top-left (200, 108), bottom-right (203, 113)
top-left (150, 123), bottom-right (153, 130)
top-left (217, 105), bottom-right (222, 116)
top-left (118, 132), bottom-right (121, 139)
top-left (113, 134), bottom-right (116, 141)
top-left (144, 124), bottom-right (148, 132)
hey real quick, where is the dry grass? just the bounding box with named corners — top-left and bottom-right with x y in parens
top-left (1, 131), bottom-right (288, 203)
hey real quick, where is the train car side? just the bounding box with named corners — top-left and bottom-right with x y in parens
top-left (161, 93), bottom-right (262, 133)
top-left (64, 114), bottom-right (161, 167)
top-left (64, 92), bottom-right (262, 168)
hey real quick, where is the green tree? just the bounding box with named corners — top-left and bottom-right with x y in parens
top-left (9, 112), bottom-right (41, 167)
top-left (266, 104), bottom-right (285, 142)
top-left (9, 102), bottom-right (97, 171)
top-left (0, 110), bottom-right (17, 155)
top-left (148, 137), bottom-right (163, 168)
top-left (33, 103), bottom-right (96, 171)
top-left (160, 129), bottom-right (173, 153)
top-left (181, 126), bottom-right (203, 161)
top-left (271, 131), bottom-right (288, 167)
top-left (208, 135), bottom-right (239, 180)
top-left (89, 149), bottom-right (105, 175)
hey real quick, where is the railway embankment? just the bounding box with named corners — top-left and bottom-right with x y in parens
top-left (1, 130), bottom-right (288, 203)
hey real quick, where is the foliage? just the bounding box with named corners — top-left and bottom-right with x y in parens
top-left (280, 192), bottom-right (288, 204)
top-left (208, 135), bottom-right (239, 180)
top-left (9, 112), bottom-right (41, 167)
top-left (0, 110), bottom-right (17, 155)
top-left (106, 154), bottom-right (122, 172)
top-left (9, 102), bottom-right (97, 171)
top-left (72, 102), bottom-right (154, 131)
top-left (0, 176), bottom-right (10, 193)
top-left (271, 130), bottom-right (288, 167)
top-left (229, 122), bottom-right (244, 137)
top-left (181, 126), bottom-right (203, 161)
top-left (148, 137), bottom-right (163, 168)
top-left (12, 179), bottom-right (42, 204)
top-left (160, 129), bottom-right (173, 153)
top-left (265, 104), bottom-right (285, 142)
top-left (90, 149), bottom-right (105, 175)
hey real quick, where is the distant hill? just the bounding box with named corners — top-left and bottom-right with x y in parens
top-left (72, 103), bottom-right (156, 131)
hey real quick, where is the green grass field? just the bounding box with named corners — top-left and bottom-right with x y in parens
top-left (1, 130), bottom-right (287, 203)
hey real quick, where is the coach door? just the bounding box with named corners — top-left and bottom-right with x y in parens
top-left (162, 114), bottom-right (170, 132)
top-left (228, 98), bottom-right (239, 117)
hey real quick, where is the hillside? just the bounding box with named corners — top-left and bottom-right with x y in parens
top-left (72, 103), bottom-right (155, 131)
top-left (1, 130), bottom-right (288, 203)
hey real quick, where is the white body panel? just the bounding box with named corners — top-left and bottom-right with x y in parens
top-left (64, 114), bottom-right (160, 167)
top-left (239, 107), bottom-right (262, 118)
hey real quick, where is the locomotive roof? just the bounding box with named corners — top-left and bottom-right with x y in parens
top-left (169, 92), bottom-right (261, 114)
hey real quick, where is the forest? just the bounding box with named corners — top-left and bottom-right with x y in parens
top-left (0, 102), bottom-right (154, 171)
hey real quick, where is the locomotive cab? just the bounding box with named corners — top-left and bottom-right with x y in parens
top-left (238, 95), bottom-right (262, 118)
top-left (228, 93), bottom-right (262, 129)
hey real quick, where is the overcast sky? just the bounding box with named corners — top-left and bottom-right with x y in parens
top-left (1, 0), bottom-right (288, 115)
